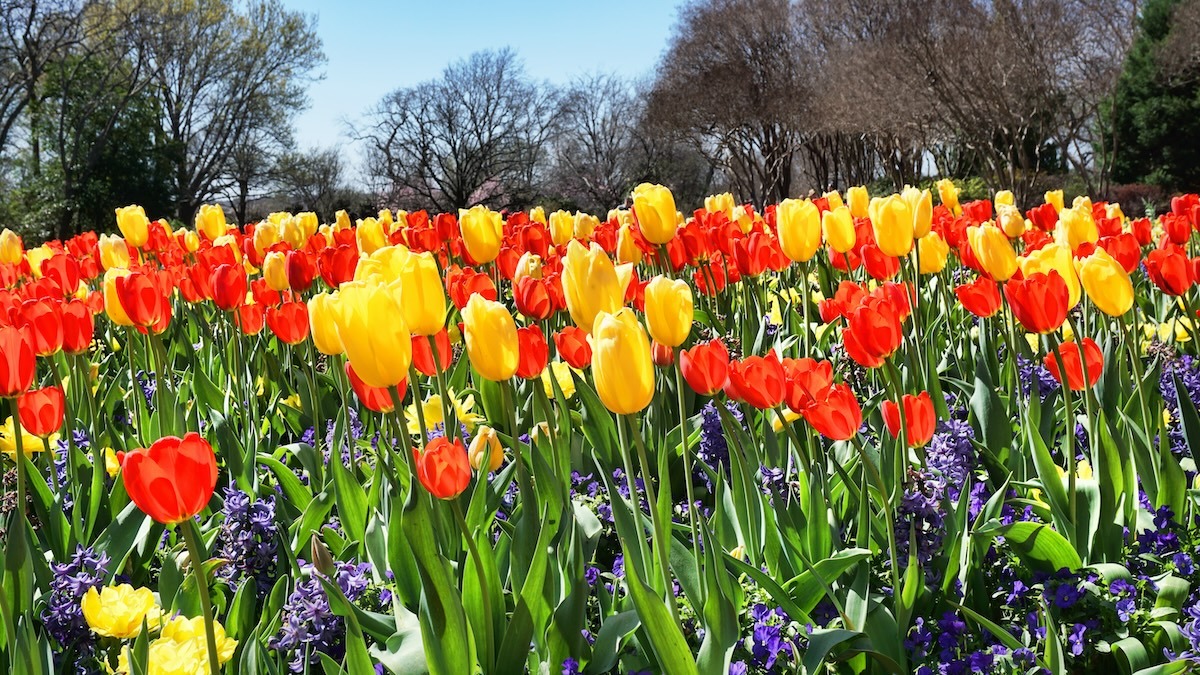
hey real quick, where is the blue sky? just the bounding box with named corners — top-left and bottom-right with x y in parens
top-left (284, 0), bottom-right (680, 170)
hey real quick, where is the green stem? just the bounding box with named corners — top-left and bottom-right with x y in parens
top-left (1046, 336), bottom-right (1078, 525)
top-left (451, 498), bottom-right (494, 669)
top-left (181, 518), bottom-right (221, 675)
top-left (675, 364), bottom-right (703, 606)
top-left (626, 415), bottom-right (679, 624)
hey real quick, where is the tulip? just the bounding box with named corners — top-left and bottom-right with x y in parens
top-left (397, 251), bottom-right (447, 336)
top-left (822, 205), bottom-right (855, 254)
top-left (333, 282), bottom-right (412, 388)
top-left (1045, 190), bottom-right (1064, 212)
top-left (22, 299), bottom-right (63, 356)
top-left (995, 190), bottom-right (1015, 207)
top-left (936, 179), bottom-right (961, 215)
top-left (17, 385), bottom-right (64, 437)
top-left (917, 232), bottom-right (949, 274)
top-left (513, 252), bottom-right (543, 282)
top-left (61, 300), bottom-right (94, 354)
top-left (103, 268), bottom-right (134, 327)
top-left (616, 223), bottom-right (643, 265)
top-left (549, 210), bottom-right (575, 246)
top-left (954, 276), bottom-right (1003, 318)
top-left (446, 266), bottom-right (498, 310)
top-left (211, 264), bottom-right (247, 311)
top-left (726, 351), bottom-right (786, 410)
top-left (460, 205), bottom-right (503, 263)
top-left (462, 294), bottom-right (519, 381)
top-left (996, 204), bottom-right (1026, 238)
top-left (414, 437), bottom-right (471, 499)
top-left (115, 205), bottom-right (150, 248)
top-left (783, 357), bottom-right (833, 413)
top-left (515, 326), bottom-right (549, 379)
top-left (1004, 271), bottom-right (1070, 334)
top-left (122, 432), bottom-right (218, 525)
top-left (0, 325), bottom-right (35, 398)
top-left (412, 329), bottom-right (454, 376)
top-left (235, 303), bottom-right (265, 335)
top-left (98, 234), bottom-right (131, 270)
top-left (846, 186), bottom-right (870, 219)
top-left (195, 204), bottom-right (227, 240)
top-left (81, 585), bottom-right (161, 638)
top-left (903, 187), bottom-right (934, 238)
top-left (632, 183), bottom-right (678, 244)
top-left (591, 309), bottom-right (654, 414)
top-left (823, 190), bottom-right (844, 210)
top-left (643, 276), bottom-right (693, 348)
top-left (1044, 338), bottom-right (1103, 391)
top-left (776, 199), bottom-right (821, 263)
top-left (514, 276), bottom-right (553, 321)
top-left (842, 297), bottom-right (904, 368)
top-left (262, 251), bottom-right (289, 292)
top-left (356, 217), bottom-right (387, 255)
top-left (346, 362), bottom-right (404, 413)
top-left (1145, 247), bottom-right (1193, 296)
top-left (1021, 243), bottom-right (1080, 308)
top-left (468, 426), bottom-right (504, 473)
top-left (705, 193), bottom-right (735, 218)
top-left (1056, 208), bottom-right (1098, 252)
top-left (0, 228), bottom-right (22, 264)
top-left (803, 383), bottom-right (861, 441)
top-left (651, 341), bottom-right (674, 367)
top-left (574, 212), bottom-right (599, 240)
top-left (679, 339), bottom-right (729, 396)
top-left (553, 326), bottom-right (593, 369)
top-left (881, 391), bottom-right (936, 447)
top-left (266, 302), bottom-right (310, 345)
top-left (114, 269), bottom-right (171, 330)
top-left (967, 224), bottom-right (1018, 281)
top-left (1078, 248), bottom-right (1133, 317)
top-left (308, 292), bottom-right (344, 355)
top-left (286, 250), bottom-right (316, 293)
top-left (561, 241), bottom-right (625, 333)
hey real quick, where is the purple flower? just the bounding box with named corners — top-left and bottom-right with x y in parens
top-left (41, 547), bottom-right (109, 673)
top-left (269, 560), bottom-right (373, 672)
top-left (217, 488), bottom-right (280, 594)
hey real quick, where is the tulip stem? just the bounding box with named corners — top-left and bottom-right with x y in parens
top-left (1046, 337), bottom-right (1078, 526)
top-left (674, 363), bottom-right (703, 605)
top-left (625, 414), bottom-right (679, 624)
top-left (499, 379), bottom-right (535, 517)
top-left (48, 360), bottom-right (82, 538)
top-left (306, 342), bottom-right (323, 461)
top-left (76, 354), bottom-right (104, 539)
top-left (614, 413), bottom-right (653, 593)
top-left (451, 497), bottom-right (494, 669)
top-left (180, 518), bottom-right (222, 675)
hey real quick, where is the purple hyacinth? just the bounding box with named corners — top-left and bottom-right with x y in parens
top-left (41, 546), bottom-right (109, 672)
top-left (269, 560), bottom-right (373, 672)
top-left (217, 488), bottom-right (280, 594)
top-left (697, 401), bottom-right (744, 488)
top-left (895, 471), bottom-right (947, 579)
top-left (1016, 354), bottom-right (1059, 399)
top-left (927, 419), bottom-right (975, 500)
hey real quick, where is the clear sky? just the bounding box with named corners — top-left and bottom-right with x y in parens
top-left (284, 0), bottom-right (681, 171)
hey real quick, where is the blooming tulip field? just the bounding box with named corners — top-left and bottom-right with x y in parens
top-left (2, 182), bottom-right (1200, 675)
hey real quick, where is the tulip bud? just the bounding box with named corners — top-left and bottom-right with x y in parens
top-left (397, 251), bottom-right (447, 336)
top-left (903, 187), bottom-right (933, 238)
top-left (704, 192), bottom-right (735, 218)
top-left (263, 251), bottom-right (289, 292)
top-left (356, 217), bottom-right (387, 256)
top-left (592, 309), bottom-right (654, 415)
top-left (846, 186), bottom-right (870, 219)
top-left (308, 291), bottom-right (344, 355)
top-left (562, 240), bottom-right (624, 333)
top-left (573, 212), bottom-right (599, 240)
top-left (632, 183), bottom-right (678, 244)
top-left (936, 179), bottom-right (960, 215)
top-left (994, 190), bottom-right (1014, 207)
top-left (462, 294), bottom-right (519, 382)
top-left (1078, 248), bottom-right (1133, 317)
top-left (549, 210), bottom-right (574, 246)
top-left (460, 205), bottom-right (504, 263)
top-left (967, 223), bottom-right (1017, 281)
top-left (776, 198), bottom-right (821, 263)
top-left (195, 204), bottom-right (227, 240)
top-left (616, 223), bottom-right (643, 265)
top-left (822, 206), bottom-right (855, 254)
top-left (335, 209), bottom-right (351, 231)
top-left (872, 195), bottom-right (914, 258)
top-left (115, 205), bottom-right (150, 248)
top-left (0, 228), bottom-right (24, 264)
top-left (332, 282), bottom-right (411, 388)
top-left (468, 425), bottom-right (504, 472)
top-left (1045, 189), bottom-right (1064, 213)
top-left (644, 276), bottom-right (693, 347)
top-left (253, 221), bottom-right (281, 257)
top-left (997, 204), bottom-right (1026, 238)
top-left (652, 341), bottom-right (674, 367)
top-left (917, 232), bottom-right (949, 274)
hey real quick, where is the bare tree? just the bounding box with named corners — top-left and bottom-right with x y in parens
top-left (356, 48), bottom-right (561, 213)
top-left (274, 146), bottom-right (353, 221)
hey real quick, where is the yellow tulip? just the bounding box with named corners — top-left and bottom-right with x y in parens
top-left (592, 309), bottom-right (654, 415)
top-left (1045, 189), bottom-right (1064, 213)
top-left (541, 361), bottom-right (576, 399)
top-left (632, 182), bottom-right (678, 244)
top-left (117, 616), bottom-right (237, 675)
top-left (103, 268), bottom-right (133, 327)
top-left (935, 179), bottom-right (961, 216)
top-left (0, 417), bottom-right (55, 456)
top-left (333, 282), bottom-right (411, 387)
top-left (917, 232), bottom-right (949, 274)
top-left (280, 217), bottom-right (306, 249)
top-left (1105, 203), bottom-right (1126, 222)
top-left (462, 294), bottom-right (519, 381)
top-left (115, 205), bottom-right (150, 248)
top-left (335, 209), bottom-right (351, 230)
top-left (468, 425), bottom-right (504, 472)
top-left (529, 206), bottom-right (546, 224)
top-left (562, 240), bottom-right (625, 333)
top-left (1021, 243), bottom-right (1080, 308)
top-left (776, 198), bottom-right (821, 263)
top-left (308, 292), bottom-right (344, 356)
top-left (98, 234), bottom-right (130, 271)
top-left (822, 205), bottom-right (856, 254)
top-left (356, 217), bottom-right (387, 256)
top-left (574, 212), bottom-right (599, 240)
top-left (195, 204), bottom-right (227, 240)
top-left (549, 210), bottom-right (574, 246)
top-left (26, 245), bottom-right (53, 278)
top-left (397, 251), bottom-right (446, 336)
top-left (178, 228), bottom-right (200, 253)
top-left (872, 194), bottom-right (914, 257)
top-left (0, 228), bottom-right (23, 264)
top-left (997, 204), bottom-right (1026, 238)
top-left (460, 205), bottom-right (504, 263)
top-left (616, 223), bottom-right (643, 265)
top-left (253, 221), bottom-right (281, 257)
top-left (644, 276), bottom-right (693, 347)
top-left (903, 187), bottom-right (933, 238)
top-left (705, 192), bottom-right (735, 218)
top-left (967, 224), bottom-right (1017, 282)
top-left (81, 585), bottom-right (160, 638)
top-left (157, 615), bottom-right (237, 662)
top-left (377, 209), bottom-right (395, 231)
top-left (1078, 248), bottom-right (1133, 316)
top-left (513, 252), bottom-right (543, 282)
top-left (845, 186), bottom-right (869, 219)
top-left (262, 251), bottom-right (289, 292)
top-left (1056, 207), bottom-right (1098, 252)
top-left (995, 190), bottom-right (1014, 207)
top-left (823, 190), bottom-right (844, 210)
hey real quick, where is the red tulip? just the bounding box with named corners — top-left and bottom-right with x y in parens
top-left (235, 303), bottom-right (265, 335)
top-left (818, 281), bottom-right (867, 324)
top-left (1026, 203), bottom-right (1058, 232)
top-left (1097, 233), bottom-right (1141, 274)
top-left (17, 385), bottom-right (65, 437)
top-left (1003, 271), bottom-right (1069, 334)
top-left (861, 244), bottom-right (900, 281)
top-left (803, 383), bottom-right (862, 441)
top-left (286, 250), bottom-right (316, 293)
top-left (842, 297), bottom-right (904, 369)
top-left (514, 276), bottom-right (553, 321)
top-left (411, 329), bottom-right (453, 376)
top-left (1043, 338), bottom-right (1104, 391)
top-left (955, 276), bottom-right (1003, 318)
top-left (413, 436), bottom-right (471, 500)
top-left (346, 362), bottom-right (404, 413)
top-left (446, 266), bottom-right (497, 310)
top-left (515, 326), bottom-right (549, 379)
top-left (783, 357), bottom-right (833, 413)
top-left (121, 433), bottom-right (219, 525)
top-left (266, 302), bottom-right (310, 345)
top-left (732, 232), bottom-right (773, 278)
top-left (61, 300), bottom-right (94, 354)
top-left (1145, 246), bottom-right (1193, 296)
top-left (211, 264), bottom-right (247, 311)
top-left (679, 339), bottom-right (730, 396)
top-left (318, 244), bottom-right (359, 288)
top-left (1162, 213), bottom-right (1192, 246)
top-left (0, 324), bottom-right (35, 397)
top-left (726, 351), bottom-right (786, 409)
top-left (651, 341), bottom-right (674, 367)
top-left (553, 326), bottom-right (592, 369)
top-left (881, 391), bottom-right (936, 447)
top-left (21, 299), bottom-right (64, 356)
top-left (115, 269), bottom-right (171, 329)
top-left (40, 254), bottom-right (80, 298)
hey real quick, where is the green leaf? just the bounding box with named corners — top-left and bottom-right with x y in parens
top-left (585, 610), bottom-right (639, 675)
top-left (974, 521), bottom-right (1082, 573)
top-left (624, 552), bottom-right (699, 675)
top-left (1172, 374), bottom-right (1200, 468)
top-left (801, 629), bottom-right (861, 674)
